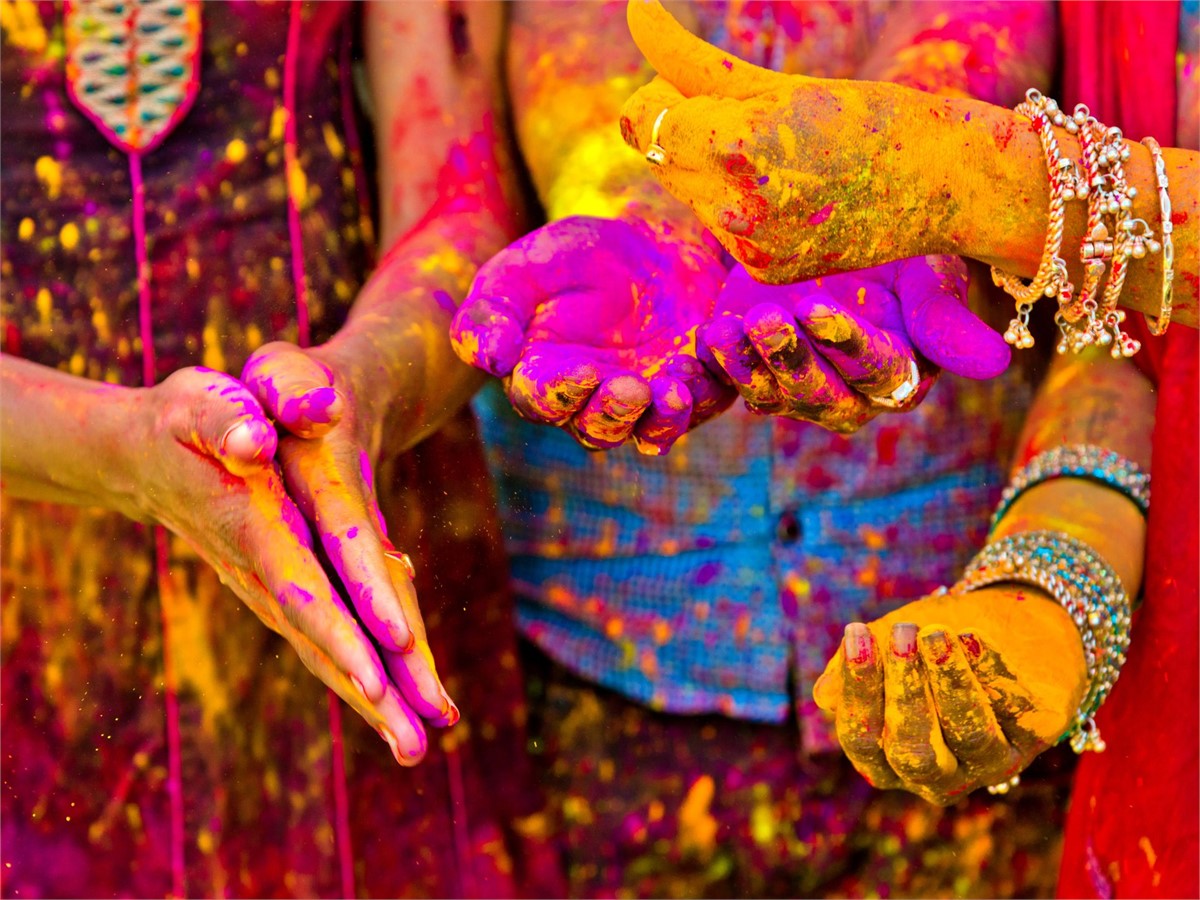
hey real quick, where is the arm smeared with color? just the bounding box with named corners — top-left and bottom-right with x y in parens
top-left (620, 0), bottom-right (1198, 328)
top-left (813, 351), bottom-right (1154, 803)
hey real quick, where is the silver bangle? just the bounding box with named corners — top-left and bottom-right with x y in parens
top-left (1141, 137), bottom-right (1174, 335)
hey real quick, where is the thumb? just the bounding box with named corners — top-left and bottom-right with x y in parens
top-left (454, 218), bottom-right (632, 377)
top-left (896, 257), bottom-right (1011, 380)
top-left (167, 370), bottom-right (278, 476)
top-left (241, 342), bottom-right (345, 438)
top-left (626, 0), bottom-right (793, 99)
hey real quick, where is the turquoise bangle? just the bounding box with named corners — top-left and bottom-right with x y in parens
top-left (990, 444), bottom-right (1150, 533)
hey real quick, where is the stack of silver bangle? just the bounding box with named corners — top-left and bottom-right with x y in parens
top-left (954, 530), bottom-right (1131, 753)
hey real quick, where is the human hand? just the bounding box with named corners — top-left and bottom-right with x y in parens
top-left (812, 586), bottom-right (1088, 805)
top-left (126, 366), bottom-right (430, 764)
top-left (618, 0), bottom-right (942, 284)
top-left (450, 215), bottom-right (736, 454)
top-left (241, 342), bottom-right (459, 734)
top-left (702, 257), bottom-right (1010, 432)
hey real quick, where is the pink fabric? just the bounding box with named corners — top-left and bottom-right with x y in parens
top-left (1057, 3), bottom-right (1200, 897)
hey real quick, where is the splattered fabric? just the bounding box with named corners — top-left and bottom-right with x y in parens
top-left (1, 4), bottom-right (537, 896)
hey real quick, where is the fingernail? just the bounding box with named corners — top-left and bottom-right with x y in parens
top-left (891, 622), bottom-right (918, 658)
top-left (350, 675), bottom-right (369, 701)
top-left (442, 697), bottom-right (460, 727)
top-left (920, 629), bottom-right (953, 665)
top-left (376, 725), bottom-right (402, 765)
top-left (399, 630), bottom-right (417, 654)
top-left (843, 622), bottom-right (872, 665)
top-left (220, 418), bottom-right (273, 462)
top-left (958, 632), bottom-right (983, 661)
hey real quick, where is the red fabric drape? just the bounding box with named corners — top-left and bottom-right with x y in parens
top-left (1057, 3), bottom-right (1200, 897)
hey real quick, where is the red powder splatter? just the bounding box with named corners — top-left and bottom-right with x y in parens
top-left (876, 426), bottom-right (899, 464)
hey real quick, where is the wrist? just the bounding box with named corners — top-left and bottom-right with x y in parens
top-left (68, 381), bottom-right (149, 518)
top-left (318, 288), bottom-right (481, 458)
top-left (885, 87), bottom-right (1054, 265)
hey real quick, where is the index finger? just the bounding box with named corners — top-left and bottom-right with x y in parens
top-left (790, 291), bottom-right (918, 399)
top-left (835, 623), bottom-right (901, 790)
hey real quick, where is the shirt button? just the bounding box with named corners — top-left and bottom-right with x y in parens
top-left (776, 511), bottom-right (802, 545)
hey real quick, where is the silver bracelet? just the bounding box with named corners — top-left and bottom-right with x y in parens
top-left (953, 530), bottom-right (1132, 753)
top-left (1141, 137), bottom-right (1175, 336)
top-left (991, 445), bottom-right (1150, 532)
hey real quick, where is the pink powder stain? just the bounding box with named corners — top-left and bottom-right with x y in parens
top-left (807, 203), bottom-right (835, 226)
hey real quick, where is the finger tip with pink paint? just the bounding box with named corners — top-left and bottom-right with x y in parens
top-left (378, 707), bottom-right (428, 768)
top-left (633, 376), bottom-right (693, 455)
top-left (919, 320), bottom-right (1012, 380)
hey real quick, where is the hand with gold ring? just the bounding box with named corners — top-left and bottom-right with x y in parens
top-left (699, 256), bottom-right (1011, 433)
top-left (241, 329), bottom-right (461, 762)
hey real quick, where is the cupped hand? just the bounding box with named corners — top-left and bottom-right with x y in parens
top-left (450, 215), bottom-right (736, 454)
top-left (241, 342), bottom-right (459, 734)
top-left (618, 0), bottom-right (934, 284)
top-left (703, 257), bottom-right (1010, 432)
top-left (129, 366), bottom-right (429, 764)
top-left (813, 585), bottom-right (1088, 805)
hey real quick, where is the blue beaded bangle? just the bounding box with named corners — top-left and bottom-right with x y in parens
top-left (990, 445), bottom-right (1150, 533)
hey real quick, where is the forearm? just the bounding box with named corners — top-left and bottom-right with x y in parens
top-left (1, 355), bottom-right (139, 513)
top-left (324, 0), bottom-right (523, 454)
top-left (989, 349), bottom-right (1155, 595)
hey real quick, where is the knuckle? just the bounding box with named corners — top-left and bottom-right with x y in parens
top-left (276, 583), bottom-right (324, 635)
top-left (949, 723), bottom-right (1002, 760)
top-left (885, 740), bottom-right (945, 784)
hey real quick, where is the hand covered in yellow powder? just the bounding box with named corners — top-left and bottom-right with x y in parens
top-left (241, 341), bottom-right (460, 745)
top-left (813, 585), bottom-right (1088, 805)
top-left (618, 0), bottom-right (960, 285)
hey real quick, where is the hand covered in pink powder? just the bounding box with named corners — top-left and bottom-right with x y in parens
top-left (700, 256), bottom-right (1010, 432)
top-left (451, 216), bottom-right (736, 454)
top-left (241, 342), bottom-right (459, 754)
